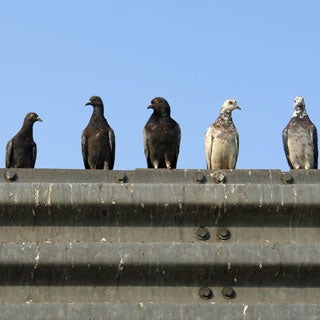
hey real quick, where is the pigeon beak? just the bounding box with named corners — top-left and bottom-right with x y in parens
top-left (37, 117), bottom-right (43, 122)
top-left (236, 106), bottom-right (241, 110)
top-left (85, 101), bottom-right (92, 106)
top-left (147, 104), bottom-right (154, 109)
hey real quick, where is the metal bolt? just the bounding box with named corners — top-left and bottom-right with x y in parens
top-left (196, 227), bottom-right (210, 241)
top-left (115, 172), bottom-right (127, 183)
top-left (281, 172), bottom-right (293, 184)
top-left (5, 171), bottom-right (16, 182)
top-left (199, 287), bottom-right (213, 300)
top-left (217, 227), bottom-right (231, 240)
top-left (193, 172), bottom-right (206, 184)
top-left (212, 171), bottom-right (225, 183)
top-left (222, 286), bottom-right (236, 299)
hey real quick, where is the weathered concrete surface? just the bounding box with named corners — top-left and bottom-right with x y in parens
top-left (0, 169), bottom-right (319, 319)
top-left (1, 303), bottom-right (320, 320)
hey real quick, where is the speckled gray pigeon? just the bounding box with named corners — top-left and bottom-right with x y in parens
top-left (143, 97), bottom-right (181, 169)
top-left (81, 96), bottom-right (115, 169)
top-left (6, 112), bottom-right (42, 168)
top-left (282, 96), bottom-right (318, 169)
top-left (205, 99), bottom-right (240, 169)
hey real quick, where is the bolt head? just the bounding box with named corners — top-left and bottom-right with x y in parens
top-left (199, 287), bottom-right (213, 300)
top-left (213, 171), bottom-right (225, 183)
top-left (196, 227), bottom-right (210, 241)
top-left (115, 172), bottom-right (127, 183)
top-left (217, 227), bottom-right (231, 240)
top-left (193, 172), bottom-right (206, 183)
top-left (5, 171), bottom-right (16, 182)
top-left (222, 286), bottom-right (236, 299)
top-left (282, 173), bottom-right (293, 184)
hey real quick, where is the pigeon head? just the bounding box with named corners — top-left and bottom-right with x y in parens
top-left (148, 97), bottom-right (171, 117)
top-left (24, 112), bottom-right (42, 124)
top-left (293, 96), bottom-right (306, 113)
top-left (85, 96), bottom-right (105, 116)
top-left (220, 99), bottom-right (241, 113)
top-left (218, 99), bottom-right (240, 121)
top-left (85, 96), bottom-right (104, 108)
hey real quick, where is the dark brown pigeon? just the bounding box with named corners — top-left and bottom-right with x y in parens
top-left (205, 99), bottom-right (240, 169)
top-left (82, 96), bottom-right (115, 169)
top-left (282, 96), bottom-right (318, 169)
top-left (6, 112), bottom-right (42, 168)
top-left (143, 97), bottom-right (181, 169)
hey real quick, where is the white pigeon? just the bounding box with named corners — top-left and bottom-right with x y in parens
top-left (205, 99), bottom-right (240, 169)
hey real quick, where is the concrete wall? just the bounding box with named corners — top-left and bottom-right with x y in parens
top-left (0, 168), bottom-right (319, 319)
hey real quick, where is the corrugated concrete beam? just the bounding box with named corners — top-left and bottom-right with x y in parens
top-left (0, 169), bottom-right (319, 319)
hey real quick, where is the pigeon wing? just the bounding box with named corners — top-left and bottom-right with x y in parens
top-left (108, 128), bottom-right (115, 170)
top-left (170, 124), bottom-right (181, 169)
top-left (5, 139), bottom-right (13, 168)
top-left (311, 125), bottom-right (318, 169)
top-left (204, 126), bottom-right (214, 169)
top-left (282, 126), bottom-right (293, 169)
top-left (234, 130), bottom-right (240, 167)
top-left (81, 131), bottom-right (90, 169)
top-left (32, 143), bottom-right (37, 168)
top-left (143, 127), bottom-right (153, 168)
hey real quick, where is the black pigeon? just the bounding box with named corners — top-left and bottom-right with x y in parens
top-left (6, 112), bottom-right (42, 168)
top-left (82, 96), bottom-right (115, 169)
top-left (143, 97), bottom-right (181, 169)
top-left (205, 99), bottom-right (240, 169)
top-left (282, 96), bottom-right (318, 169)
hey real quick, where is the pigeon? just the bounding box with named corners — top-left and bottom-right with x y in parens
top-left (143, 97), bottom-right (181, 169)
top-left (6, 112), bottom-right (42, 168)
top-left (205, 99), bottom-right (240, 169)
top-left (282, 96), bottom-right (318, 169)
top-left (81, 96), bottom-right (115, 169)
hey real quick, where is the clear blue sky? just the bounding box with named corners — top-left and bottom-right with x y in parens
top-left (1, 1), bottom-right (319, 170)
